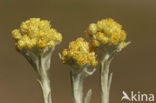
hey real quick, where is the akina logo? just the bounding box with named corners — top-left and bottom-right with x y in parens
top-left (121, 91), bottom-right (155, 102)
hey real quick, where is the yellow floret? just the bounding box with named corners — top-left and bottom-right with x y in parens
top-left (49, 40), bottom-right (54, 48)
top-left (22, 35), bottom-right (32, 49)
top-left (54, 33), bottom-right (62, 42)
top-left (85, 18), bottom-right (127, 49)
top-left (120, 42), bottom-right (126, 48)
top-left (12, 29), bottom-right (22, 40)
top-left (61, 37), bottom-right (98, 67)
top-left (119, 30), bottom-right (127, 41)
top-left (12, 18), bottom-right (62, 51)
top-left (62, 49), bottom-right (68, 56)
top-left (89, 23), bottom-right (97, 34)
top-left (92, 40), bottom-right (100, 47)
top-left (17, 40), bottom-right (25, 50)
top-left (38, 40), bottom-right (47, 48)
top-left (31, 39), bottom-right (37, 46)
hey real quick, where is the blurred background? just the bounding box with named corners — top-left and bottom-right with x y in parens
top-left (0, 0), bottom-right (156, 103)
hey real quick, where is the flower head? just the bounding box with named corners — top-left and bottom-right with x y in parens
top-left (61, 37), bottom-right (98, 68)
top-left (12, 18), bottom-right (62, 53)
top-left (85, 18), bottom-right (128, 52)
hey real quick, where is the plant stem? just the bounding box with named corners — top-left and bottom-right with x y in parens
top-left (38, 55), bottom-right (52, 103)
top-left (100, 54), bottom-right (113, 103)
top-left (71, 72), bottom-right (83, 103)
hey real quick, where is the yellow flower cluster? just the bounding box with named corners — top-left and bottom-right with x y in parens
top-left (85, 18), bottom-right (127, 49)
top-left (61, 38), bottom-right (98, 67)
top-left (12, 18), bottom-right (62, 50)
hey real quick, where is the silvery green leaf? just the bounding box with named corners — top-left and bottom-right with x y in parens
top-left (84, 89), bottom-right (92, 103)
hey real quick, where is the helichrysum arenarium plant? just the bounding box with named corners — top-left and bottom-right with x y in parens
top-left (85, 18), bottom-right (130, 103)
top-left (12, 18), bottom-right (62, 103)
top-left (12, 17), bottom-right (129, 103)
top-left (60, 37), bottom-right (98, 103)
